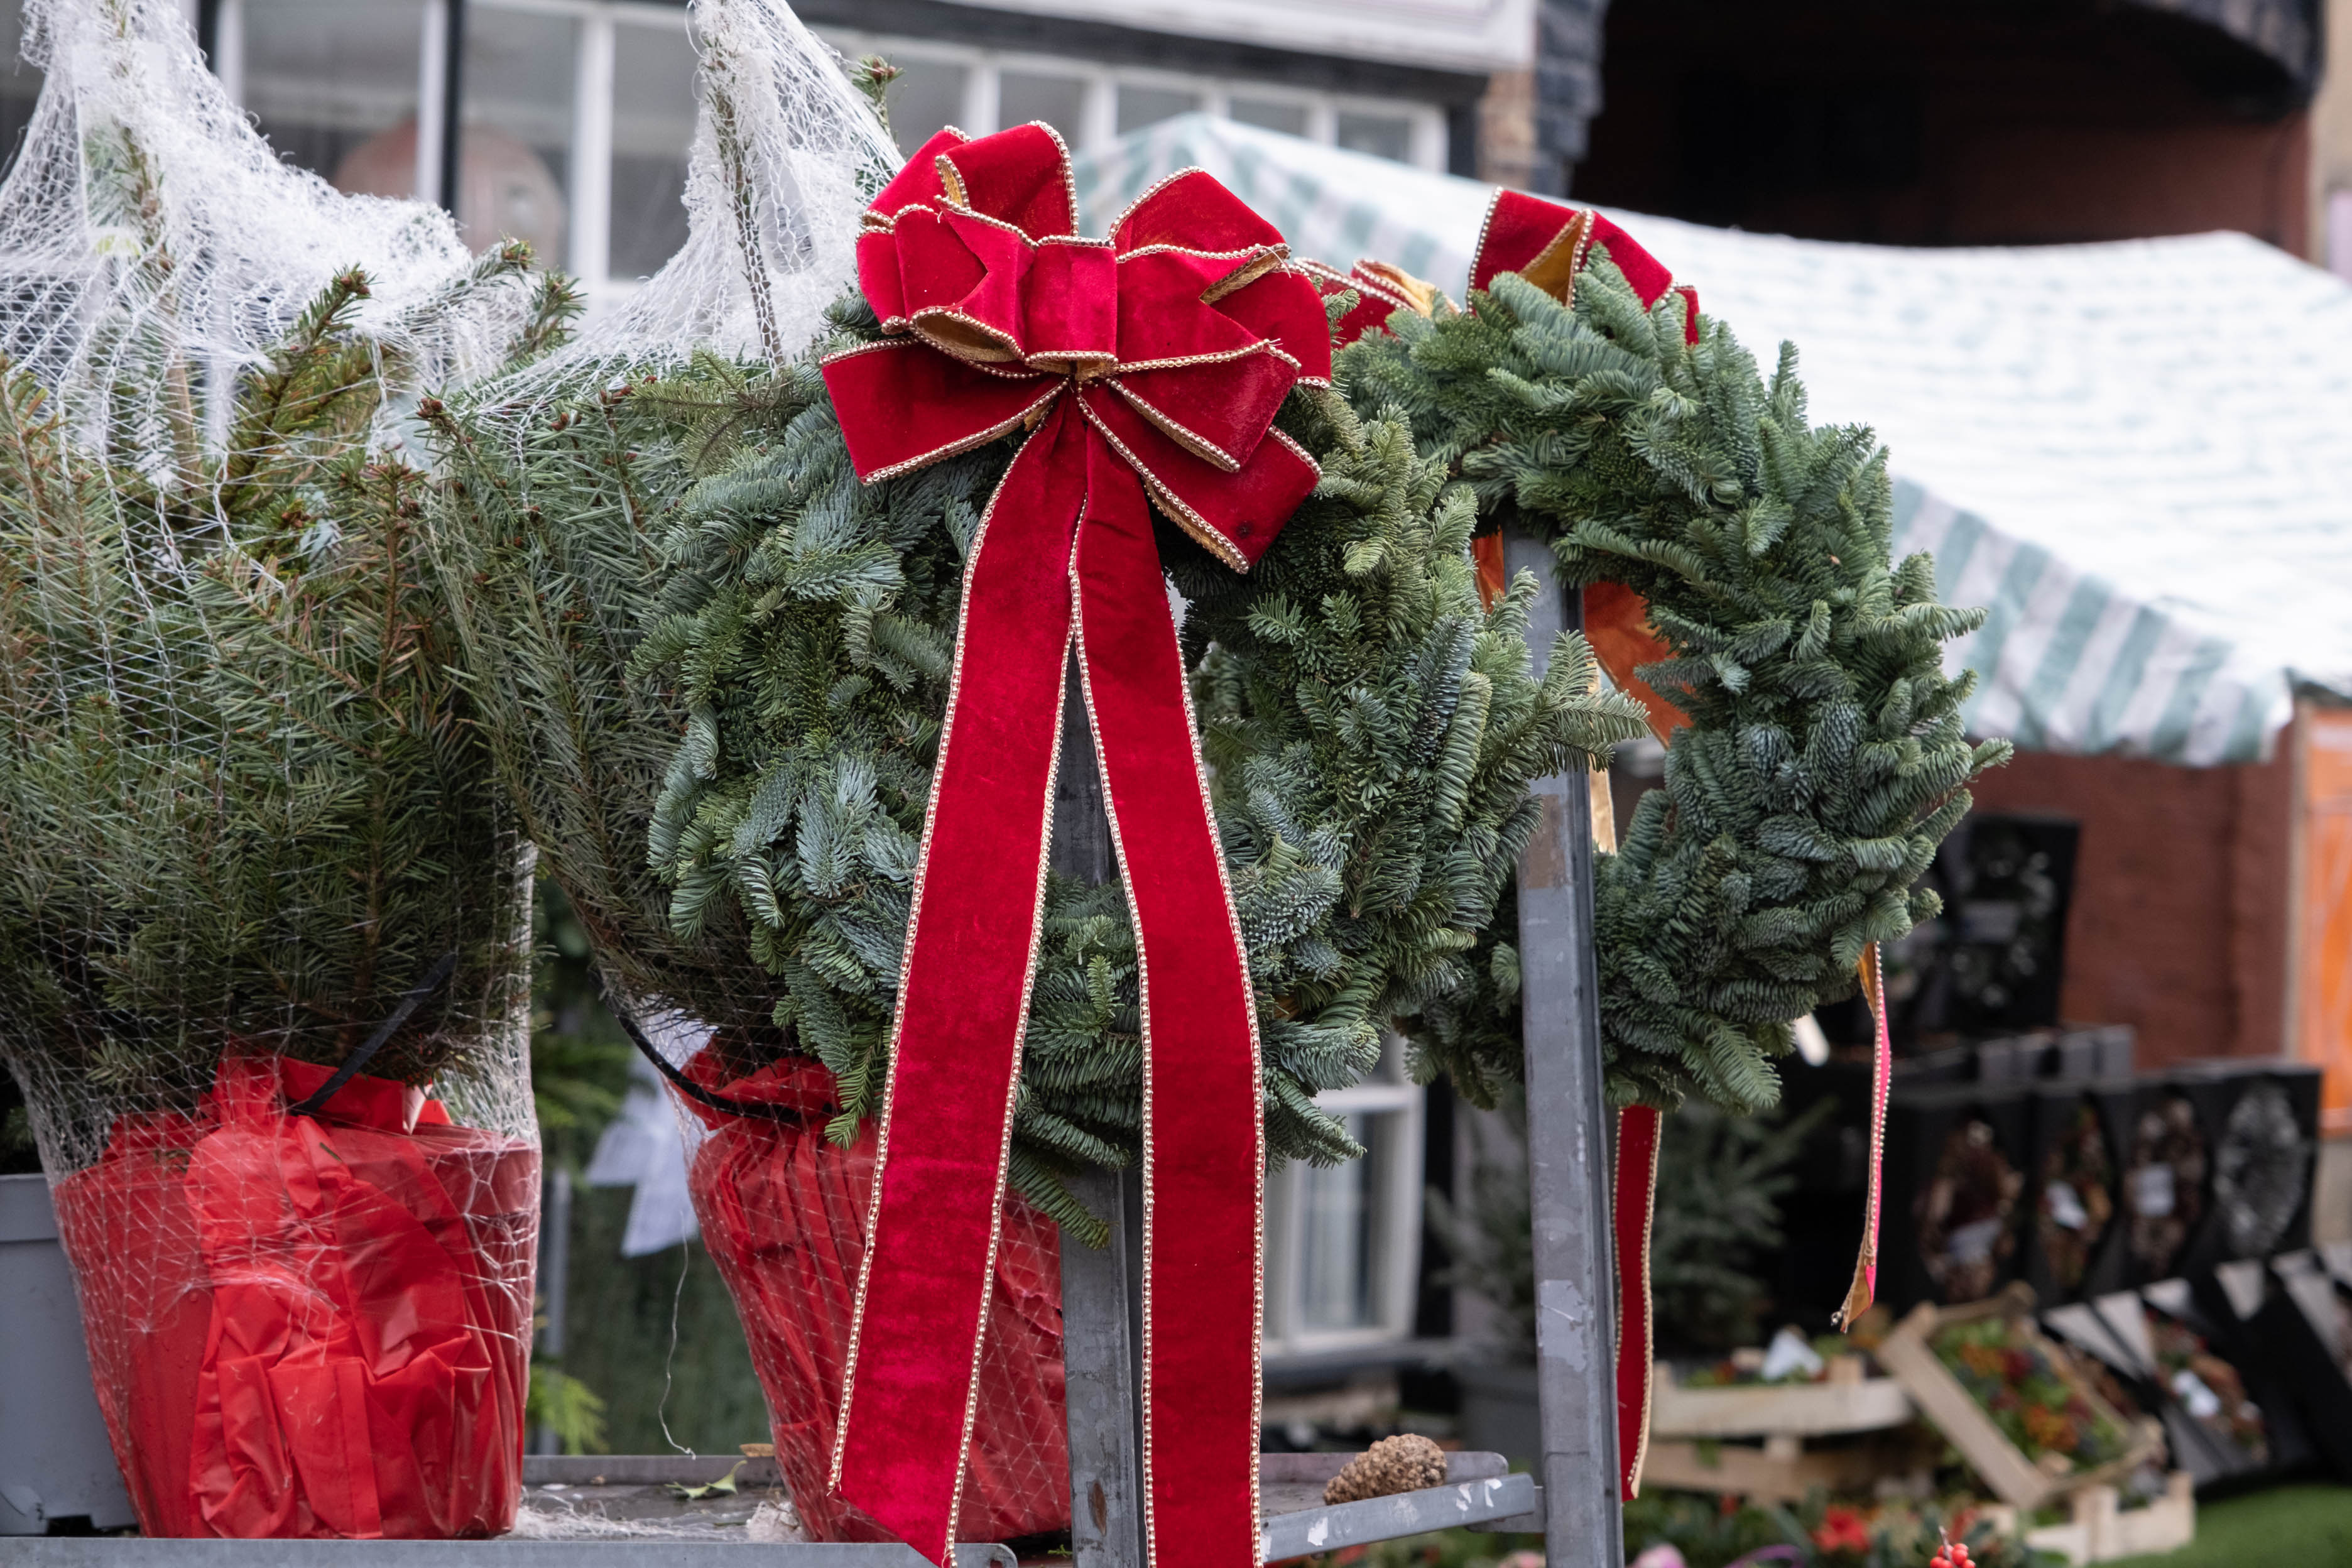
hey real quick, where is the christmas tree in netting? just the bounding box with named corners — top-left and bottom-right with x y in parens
top-left (0, 0), bottom-right (557, 1538)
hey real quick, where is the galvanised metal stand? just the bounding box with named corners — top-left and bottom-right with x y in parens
top-left (1505, 532), bottom-right (1624, 1565)
top-left (1057, 533), bottom-right (1616, 1565)
top-left (19, 570), bottom-right (1604, 1566)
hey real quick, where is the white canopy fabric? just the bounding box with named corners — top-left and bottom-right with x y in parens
top-left (1074, 115), bottom-right (2352, 765)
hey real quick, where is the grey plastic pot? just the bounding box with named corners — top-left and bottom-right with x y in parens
top-left (1456, 1359), bottom-right (1542, 1464)
top-left (0, 1172), bottom-right (136, 1535)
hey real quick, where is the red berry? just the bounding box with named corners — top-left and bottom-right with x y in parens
top-left (1954, 1550), bottom-right (1971, 1565)
top-left (1931, 1557), bottom-right (1951, 1568)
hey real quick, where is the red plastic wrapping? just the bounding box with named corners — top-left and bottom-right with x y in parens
top-left (678, 1052), bottom-right (1069, 1543)
top-left (48, 1055), bottom-right (537, 1539)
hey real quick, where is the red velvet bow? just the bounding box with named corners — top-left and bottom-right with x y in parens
top-left (819, 124), bottom-right (1331, 1568)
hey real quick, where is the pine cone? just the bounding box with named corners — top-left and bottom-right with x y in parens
top-left (1322, 1434), bottom-right (1447, 1505)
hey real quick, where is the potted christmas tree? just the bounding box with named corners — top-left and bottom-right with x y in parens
top-left (0, 0), bottom-right (562, 1538)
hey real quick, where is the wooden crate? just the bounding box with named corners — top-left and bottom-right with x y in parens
top-left (1640, 1435), bottom-right (1909, 1502)
top-left (1980, 1471), bottom-right (2196, 1565)
top-left (1642, 1356), bottom-right (1920, 1501)
top-left (1650, 1356), bottom-right (1915, 1439)
top-left (1876, 1284), bottom-right (2159, 1510)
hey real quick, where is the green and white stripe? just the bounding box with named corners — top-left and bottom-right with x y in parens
top-left (1077, 115), bottom-right (2352, 766)
top-left (1893, 481), bottom-right (2287, 766)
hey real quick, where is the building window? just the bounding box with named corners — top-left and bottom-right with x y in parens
top-left (606, 16), bottom-right (697, 282)
top-left (204, 4), bottom-right (1449, 303)
top-left (230, 0), bottom-right (433, 194)
top-left (1262, 1037), bottom-right (1425, 1360)
top-left (460, 6), bottom-right (577, 270)
top-left (822, 28), bottom-right (1449, 174)
top-left (1114, 82), bottom-right (1200, 137)
top-left (216, 0), bottom-right (704, 297)
top-left (0, 4), bottom-right (39, 171)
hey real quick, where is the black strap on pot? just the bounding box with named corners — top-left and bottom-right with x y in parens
top-left (600, 982), bottom-right (815, 1128)
top-left (288, 949), bottom-right (460, 1118)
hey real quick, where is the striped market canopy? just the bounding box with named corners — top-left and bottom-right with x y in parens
top-left (1075, 115), bottom-right (2352, 766)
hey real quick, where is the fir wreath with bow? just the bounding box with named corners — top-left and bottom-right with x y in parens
top-left (1333, 190), bottom-right (2009, 1494)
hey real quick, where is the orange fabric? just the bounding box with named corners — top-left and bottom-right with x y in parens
top-left (1469, 544), bottom-right (1687, 745)
top-left (1584, 580), bottom-right (1687, 741)
top-left (2299, 709), bottom-right (2352, 1131)
top-left (1472, 533), bottom-right (1508, 611)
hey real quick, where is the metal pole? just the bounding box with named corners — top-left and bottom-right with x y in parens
top-left (1505, 530), bottom-right (1623, 1565)
top-left (1052, 654), bottom-right (1147, 1568)
top-left (533, 1165), bottom-right (574, 1457)
top-left (438, 0), bottom-right (467, 215)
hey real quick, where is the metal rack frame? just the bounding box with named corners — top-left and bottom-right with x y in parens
top-left (19, 543), bottom-right (1612, 1565)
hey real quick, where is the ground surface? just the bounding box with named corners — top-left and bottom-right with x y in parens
top-left (2103, 1484), bottom-right (2352, 1568)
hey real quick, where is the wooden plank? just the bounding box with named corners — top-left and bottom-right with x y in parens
top-left (1259, 1453), bottom-right (1509, 1523)
top-left (2106, 1473), bottom-right (2196, 1559)
top-left (1051, 653), bottom-right (1146, 1568)
top-left (1505, 534), bottom-right (1622, 1568)
top-left (1878, 1302), bottom-right (2062, 1511)
top-left (1994, 1471), bottom-right (2196, 1565)
top-left (1258, 1452), bottom-right (1506, 1492)
top-left (1636, 1440), bottom-right (1900, 1503)
top-left (1876, 1290), bottom-right (2155, 1512)
top-left (1061, 1167), bottom-right (1144, 1568)
top-left (523, 1455), bottom-right (782, 1487)
top-left (1649, 1371), bottom-right (1915, 1439)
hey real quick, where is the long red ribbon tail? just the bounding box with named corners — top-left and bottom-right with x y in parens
top-left (1074, 439), bottom-right (1263, 1567)
top-left (1613, 1104), bottom-right (1663, 1499)
top-left (832, 405), bottom-right (1088, 1565)
top-left (1834, 943), bottom-right (1891, 1331)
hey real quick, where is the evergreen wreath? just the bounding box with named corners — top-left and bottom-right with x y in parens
top-left (1344, 252), bottom-right (2010, 1115)
top-left (432, 291), bottom-right (1645, 1239)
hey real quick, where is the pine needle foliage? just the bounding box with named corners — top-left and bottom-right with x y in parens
top-left (0, 249), bottom-right (562, 1150)
top-left (1341, 254), bottom-right (2010, 1114)
top-left (423, 354), bottom-right (773, 1054)
top-left (430, 290), bottom-right (1643, 1239)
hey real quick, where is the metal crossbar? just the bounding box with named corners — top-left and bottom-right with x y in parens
top-left (1055, 543), bottom-right (1620, 1565)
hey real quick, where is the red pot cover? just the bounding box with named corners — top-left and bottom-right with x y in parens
top-left (677, 1052), bottom-right (1069, 1544)
top-left (48, 1055), bottom-right (536, 1539)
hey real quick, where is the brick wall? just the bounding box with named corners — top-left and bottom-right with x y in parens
top-left (1964, 724), bottom-right (2298, 1069)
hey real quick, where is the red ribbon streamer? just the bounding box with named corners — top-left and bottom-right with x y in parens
top-left (819, 124), bottom-right (1329, 1568)
top-left (1612, 1104), bottom-right (1663, 1496)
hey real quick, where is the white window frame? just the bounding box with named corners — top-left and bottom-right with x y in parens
top-left (215, 3), bottom-right (1444, 308)
top-left (1261, 1038), bottom-right (1425, 1361)
top-left (815, 28), bottom-right (1449, 173)
top-left (215, 0), bottom-right (692, 302)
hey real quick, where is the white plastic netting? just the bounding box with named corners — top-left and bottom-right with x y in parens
top-left (0, 0), bottom-right (543, 462)
top-left (0, 0), bottom-right (550, 1538)
top-left (468, 0), bottom-right (896, 429)
top-left (427, 1), bottom-right (1071, 1542)
top-left (428, 0), bottom-right (898, 1043)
